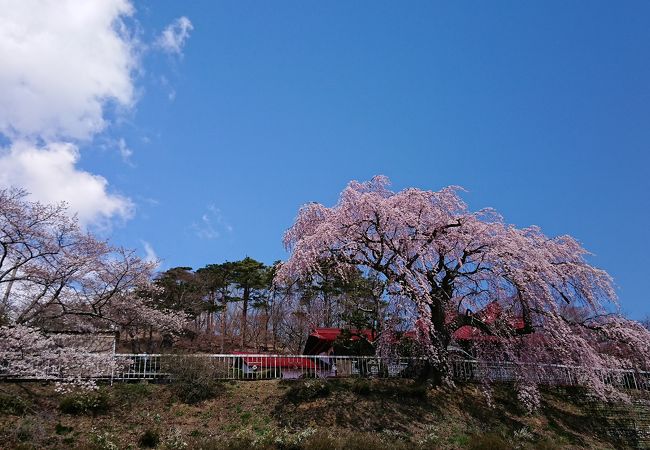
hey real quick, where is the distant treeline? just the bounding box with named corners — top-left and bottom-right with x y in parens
top-left (127, 257), bottom-right (388, 354)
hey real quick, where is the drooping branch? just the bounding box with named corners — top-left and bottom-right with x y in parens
top-left (277, 176), bottom-right (650, 394)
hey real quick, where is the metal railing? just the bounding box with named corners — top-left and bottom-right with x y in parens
top-left (1, 352), bottom-right (648, 390)
top-left (110, 353), bottom-right (650, 391)
top-left (112, 354), bottom-right (421, 381)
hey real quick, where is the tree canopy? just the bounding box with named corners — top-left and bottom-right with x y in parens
top-left (278, 176), bottom-right (650, 399)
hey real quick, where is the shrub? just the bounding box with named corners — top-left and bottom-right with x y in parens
top-left (139, 429), bottom-right (161, 448)
top-left (59, 390), bottom-right (110, 415)
top-left (164, 355), bottom-right (222, 404)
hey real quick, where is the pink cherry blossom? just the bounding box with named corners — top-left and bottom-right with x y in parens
top-left (279, 176), bottom-right (650, 402)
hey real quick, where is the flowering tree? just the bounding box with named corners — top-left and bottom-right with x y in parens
top-left (0, 188), bottom-right (187, 382)
top-left (0, 188), bottom-right (186, 332)
top-left (278, 177), bottom-right (650, 398)
top-left (0, 325), bottom-right (117, 390)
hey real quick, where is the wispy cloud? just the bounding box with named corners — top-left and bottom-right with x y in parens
top-left (117, 138), bottom-right (134, 166)
top-left (141, 240), bottom-right (160, 269)
top-left (155, 16), bottom-right (193, 56)
top-left (191, 204), bottom-right (233, 240)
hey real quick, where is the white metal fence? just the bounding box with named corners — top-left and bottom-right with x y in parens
top-left (1, 352), bottom-right (648, 390)
top-left (109, 353), bottom-right (650, 391)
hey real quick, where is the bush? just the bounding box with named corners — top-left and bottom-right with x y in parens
top-left (138, 429), bottom-right (160, 448)
top-left (164, 355), bottom-right (222, 404)
top-left (59, 390), bottom-right (110, 415)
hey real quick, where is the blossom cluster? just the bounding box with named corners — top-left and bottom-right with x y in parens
top-left (0, 325), bottom-right (116, 389)
top-left (279, 176), bottom-right (650, 402)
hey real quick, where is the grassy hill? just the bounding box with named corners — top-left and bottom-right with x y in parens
top-left (1, 378), bottom-right (649, 449)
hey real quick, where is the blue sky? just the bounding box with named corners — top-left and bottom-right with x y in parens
top-left (1, 1), bottom-right (648, 319)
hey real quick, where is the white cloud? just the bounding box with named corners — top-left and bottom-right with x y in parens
top-left (192, 213), bottom-right (220, 240)
top-left (191, 204), bottom-right (232, 240)
top-left (0, 0), bottom-right (137, 141)
top-left (0, 2), bottom-right (195, 228)
top-left (0, 0), bottom-right (145, 227)
top-left (156, 16), bottom-right (193, 56)
top-left (140, 240), bottom-right (160, 269)
top-left (117, 138), bottom-right (134, 165)
top-left (0, 141), bottom-right (134, 227)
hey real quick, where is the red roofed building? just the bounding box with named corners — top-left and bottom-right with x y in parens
top-left (303, 302), bottom-right (526, 356)
top-left (303, 328), bottom-right (376, 355)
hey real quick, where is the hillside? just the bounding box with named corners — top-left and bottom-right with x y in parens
top-left (1, 379), bottom-right (649, 449)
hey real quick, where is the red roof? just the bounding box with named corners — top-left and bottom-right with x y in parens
top-left (309, 328), bottom-right (376, 342)
top-left (452, 302), bottom-right (526, 341)
top-left (302, 328), bottom-right (377, 355)
top-left (454, 325), bottom-right (488, 340)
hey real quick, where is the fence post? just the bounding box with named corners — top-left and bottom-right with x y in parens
top-left (110, 334), bottom-right (116, 386)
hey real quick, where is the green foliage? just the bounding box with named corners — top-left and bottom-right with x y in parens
top-left (59, 390), bottom-right (110, 415)
top-left (297, 260), bottom-right (386, 334)
top-left (138, 429), bottom-right (161, 448)
top-left (195, 262), bottom-right (238, 324)
top-left (164, 355), bottom-right (222, 404)
top-left (231, 257), bottom-right (272, 290)
top-left (0, 392), bottom-right (29, 415)
top-left (154, 267), bottom-right (205, 318)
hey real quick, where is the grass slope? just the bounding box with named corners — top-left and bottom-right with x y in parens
top-left (0, 379), bottom-right (648, 449)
